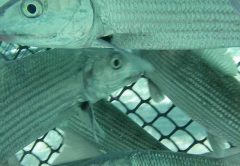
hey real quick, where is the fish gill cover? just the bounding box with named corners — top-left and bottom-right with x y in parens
top-left (1, 42), bottom-right (239, 165)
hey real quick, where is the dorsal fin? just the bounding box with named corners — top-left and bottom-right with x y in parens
top-left (194, 48), bottom-right (238, 76)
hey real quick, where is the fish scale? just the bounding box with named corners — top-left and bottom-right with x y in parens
top-left (0, 49), bottom-right (86, 161)
top-left (2, 59), bottom-right (75, 118)
top-left (94, 0), bottom-right (240, 49)
top-left (55, 150), bottom-right (240, 166)
top-left (140, 50), bottom-right (240, 146)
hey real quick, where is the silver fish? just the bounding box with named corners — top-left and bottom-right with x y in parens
top-left (1, 0), bottom-right (240, 49)
top-left (52, 100), bottom-right (168, 165)
top-left (53, 150), bottom-right (240, 166)
top-left (0, 48), bottom-right (153, 163)
top-left (140, 49), bottom-right (240, 149)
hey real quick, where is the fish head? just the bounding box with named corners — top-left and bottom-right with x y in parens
top-left (83, 49), bottom-right (154, 102)
top-left (0, 0), bottom-right (94, 47)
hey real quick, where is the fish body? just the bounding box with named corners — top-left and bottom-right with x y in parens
top-left (97, 0), bottom-right (240, 49)
top-left (54, 150), bottom-right (240, 166)
top-left (53, 100), bottom-right (168, 165)
top-left (140, 49), bottom-right (240, 147)
top-left (1, 0), bottom-right (240, 49)
top-left (0, 48), bottom-right (153, 162)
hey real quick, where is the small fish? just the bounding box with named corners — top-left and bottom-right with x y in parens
top-left (0, 48), bottom-right (153, 163)
top-left (53, 150), bottom-right (240, 166)
top-left (52, 100), bottom-right (168, 165)
top-left (140, 49), bottom-right (240, 152)
top-left (1, 0), bottom-right (240, 49)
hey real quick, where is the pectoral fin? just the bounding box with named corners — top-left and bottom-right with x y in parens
top-left (88, 104), bottom-right (105, 143)
top-left (207, 132), bottom-right (227, 158)
top-left (147, 79), bottom-right (164, 102)
top-left (4, 155), bottom-right (21, 166)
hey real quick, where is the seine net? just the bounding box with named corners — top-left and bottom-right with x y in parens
top-left (1, 42), bottom-right (239, 166)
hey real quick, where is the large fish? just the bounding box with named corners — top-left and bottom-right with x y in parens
top-left (140, 49), bottom-right (240, 152)
top-left (0, 48), bottom-right (153, 164)
top-left (53, 150), bottom-right (240, 166)
top-left (52, 100), bottom-right (168, 165)
top-left (1, 0), bottom-right (240, 49)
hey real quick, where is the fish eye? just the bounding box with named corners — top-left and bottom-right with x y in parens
top-left (21, 0), bottom-right (43, 18)
top-left (111, 57), bottom-right (122, 69)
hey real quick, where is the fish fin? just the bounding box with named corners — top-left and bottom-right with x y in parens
top-left (221, 147), bottom-right (240, 158)
top-left (69, 102), bottom-right (106, 143)
top-left (207, 132), bottom-right (227, 158)
top-left (195, 48), bottom-right (238, 76)
top-left (203, 147), bottom-right (240, 164)
top-left (223, 150), bottom-right (240, 165)
top-left (147, 79), bottom-right (164, 102)
top-left (217, 148), bottom-right (240, 165)
top-left (89, 104), bottom-right (106, 143)
top-left (6, 155), bottom-right (21, 166)
top-left (52, 127), bottom-right (103, 165)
